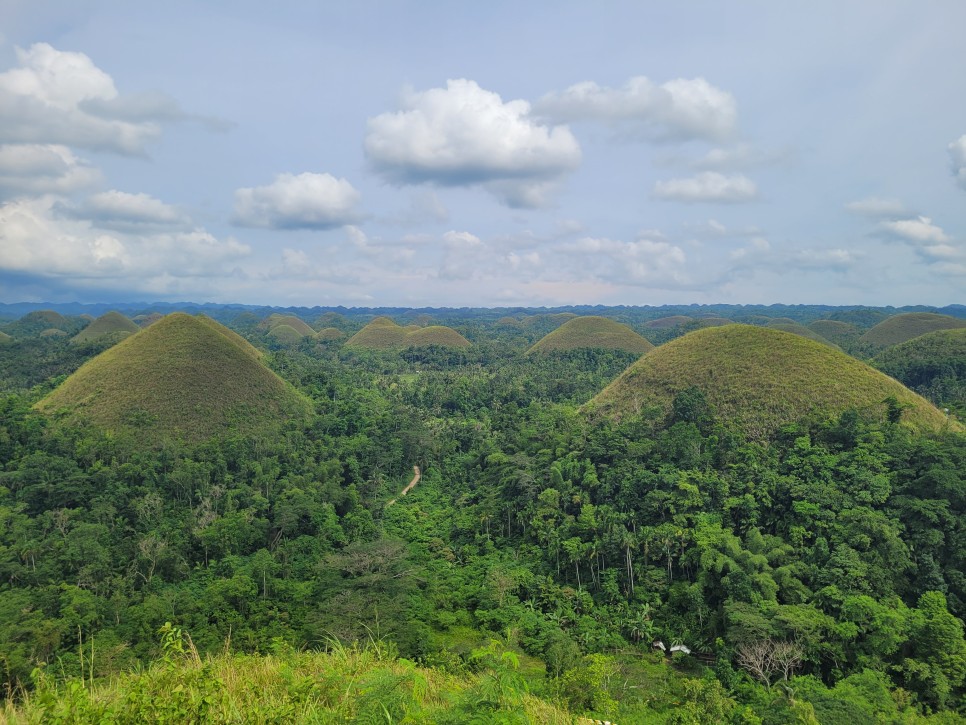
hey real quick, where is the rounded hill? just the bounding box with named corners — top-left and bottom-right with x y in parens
top-left (72, 311), bottom-right (140, 344)
top-left (873, 328), bottom-right (966, 412)
top-left (808, 320), bottom-right (861, 348)
top-left (859, 313), bottom-right (966, 349)
top-left (36, 313), bottom-right (310, 442)
top-left (644, 315), bottom-right (691, 329)
top-left (406, 326), bottom-right (471, 348)
top-left (260, 314), bottom-right (315, 337)
top-left (766, 321), bottom-right (839, 348)
top-left (527, 316), bottom-right (653, 355)
top-left (3, 310), bottom-right (84, 338)
top-left (586, 325), bottom-right (955, 438)
top-left (345, 318), bottom-right (470, 349)
top-left (345, 318), bottom-right (409, 349)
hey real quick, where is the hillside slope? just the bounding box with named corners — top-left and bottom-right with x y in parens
top-left (587, 325), bottom-right (956, 437)
top-left (37, 313), bottom-right (309, 441)
top-left (527, 316), bottom-right (653, 355)
top-left (71, 311), bottom-right (140, 344)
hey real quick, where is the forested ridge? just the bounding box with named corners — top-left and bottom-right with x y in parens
top-left (0, 309), bottom-right (964, 723)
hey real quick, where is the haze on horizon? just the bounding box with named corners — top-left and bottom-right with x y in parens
top-left (0, 1), bottom-right (964, 309)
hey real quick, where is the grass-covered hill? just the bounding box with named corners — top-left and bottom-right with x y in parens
top-left (643, 315), bottom-right (691, 328)
top-left (260, 314), bottom-right (315, 337)
top-left (36, 313), bottom-right (310, 442)
top-left (71, 311), bottom-right (140, 344)
top-left (345, 317), bottom-right (410, 348)
top-left (874, 328), bottom-right (966, 415)
top-left (133, 312), bottom-right (164, 327)
top-left (406, 325), bottom-right (472, 348)
top-left (693, 316), bottom-right (734, 328)
top-left (1, 310), bottom-right (86, 338)
top-left (808, 319), bottom-right (862, 348)
top-left (766, 321), bottom-right (839, 348)
top-left (267, 324), bottom-right (305, 346)
top-left (314, 327), bottom-right (345, 341)
top-left (0, 331), bottom-right (12, 345)
top-left (527, 316), bottom-right (654, 355)
top-left (346, 318), bottom-right (470, 349)
top-left (587, 325), bottom-right (956, 437)
top-left (859, 312), bottom-right (966, 349)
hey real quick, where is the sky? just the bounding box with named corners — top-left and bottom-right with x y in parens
top-left (0, 1), bottom-right (964, 308)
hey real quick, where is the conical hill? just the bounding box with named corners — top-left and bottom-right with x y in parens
top-left (37, 313), bottom-right (310, 441)
top-left (586, 325), bottom-right (957, 438)
top-left (527, 316), bottom-right (653, 355)
top-left (406, 326), bottom-right (471, 348)
top-left (860, 313), bottom-right (966, 350)
top-left (345, 318), bottom-right (470, 349)
top-left (766, 321), bottom-right (839, 348)
top-left (72, 311), bottom-right (140, 344)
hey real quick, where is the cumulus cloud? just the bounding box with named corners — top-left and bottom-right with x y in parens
top-left (559, 235), bottom-right (688, 286)
top-left (232, 172), bottom-right (361, 230)
top-left (0, 197), bottom-right (249, 294)
top-left (880, 216), bottom-right (949, 244)
top-left (72, 190), bottom-right (190, 230)
top-left (685, 143), bottom-right (791, 170)
top-left (0, 43), bottom-right (188, 155)
top-left (533, 76), bottom-right (736, 142)
top-left (791, 248), bottom-right (859, 270)
top-left (0, 144), bottom-right (101, 198)
top-left (365, 79), bottom-right (580, 206)
top-left (845, 197), bottom-right (909, 217)
top-left (653, 172), bottom-right (758, 203)
top-left (950, 135), bottom-right (966, 190)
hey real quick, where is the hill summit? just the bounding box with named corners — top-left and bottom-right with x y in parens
top-left (346, 318), bottom-right (470, 349)
top-left (37, 313), bottom-right (310, 442)
top-left (72, 311), bottom-right (140, 344)
top-left (527, 316), bottom-right (653, 355)
top-left (587, 325), bottom-right (955, 438)
top-left (860, 313), bottom-right (966, 350)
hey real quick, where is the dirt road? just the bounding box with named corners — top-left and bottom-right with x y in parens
top-left (385, 465), bottom-right (420, 507)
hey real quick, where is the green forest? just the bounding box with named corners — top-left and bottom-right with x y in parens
top-left (0, 305), bottom-right (965, 723)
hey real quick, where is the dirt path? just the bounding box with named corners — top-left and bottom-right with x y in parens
top-left (385, 465), bottom-right (420, 507)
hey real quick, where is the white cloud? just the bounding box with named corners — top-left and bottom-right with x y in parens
top-left (365, 79), bottom-right (580, 206)
top-left (442, 230), bottom-right (483, 248)
top-left (79, 190), bottom-right (189, 229)
top-left (232, 172), bottom-right (361, 230)
top-left (950, 135), bottom-right (966, 190)
top-left (880, 216), bottom-right (949, 244)
top-left (0, 43), bottom-right (182, 155)
top-left (730, 236), bottom-right (771, 260)
top-left (845, 197), bottom-right (909, 217)
top-left (686, 219), bottom-right (763, 238)
top-left (653, 172), bottom-right (758, 203)
top-left (687, 144), bottom-right (790, 170)
top-left (0, 144), bottom-right (101, 197)
top-left (533, 76), bottom-right (736, 142)
top-left (0, 197), bottom-right (249, 291)
top-left (792, 248), bottom-right (858, 270)
top-left (559, 235), bottom-right (688, 286)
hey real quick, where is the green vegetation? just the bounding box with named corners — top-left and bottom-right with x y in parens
top-left (860, 312), bottom-right (966, 350)
top-left (766, 321), bottom-right (840, 347)
top-left (874, 328), bottom-right (966, 417)
top-left (588, 325), bottom-right (956, 437)
top-left (808, 319), bottom-right (862, 349)
top-left (644, 315), bottom-right (692, 328)
top-left (260, 314), bottom-right (316, 337)
top-left (2, 310), bottom-right (89, 339)
top-left (35, 313), bottom-right (309, 441)
top-left (406, 325), bottom-right (471, 348)
top-left (0, 331), bottom-right (14, 345)
top-left (1, 304), bottom-right (965, 721)
top-left (527, 316), bottom-right (654, 355)
top-left (267, 324), bottom-right (305, 346)
top-left (314, 327), bottom-right (344, 341)
top-left (39, 328), bottom-right (68, 338)
top-left (71, 311), bottom-right (140, 345)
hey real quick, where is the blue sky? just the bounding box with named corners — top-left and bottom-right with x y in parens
top-left (1, 1), bottom-right (964, 307)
